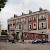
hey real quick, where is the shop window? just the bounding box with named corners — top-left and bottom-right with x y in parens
top-left (42, 35), bottom-right (46, 39)
top-left (35, 34), bottom-right (38, 39)
top-left (24, 34), bottom-right (28, 38)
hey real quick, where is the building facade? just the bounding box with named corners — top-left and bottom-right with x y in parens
top-left (7, 8), bottom-right (50, 41)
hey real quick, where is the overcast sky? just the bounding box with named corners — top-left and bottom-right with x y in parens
top-left (0, 0), bottom-right (50, 30)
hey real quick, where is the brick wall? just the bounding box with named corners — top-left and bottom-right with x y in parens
top-left (28, 33), bottom-right (34, 40)
top-left (48, 14), bottom-right (50, 29)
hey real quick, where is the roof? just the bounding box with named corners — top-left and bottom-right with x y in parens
top-left (8, 8), bottom-right (50, 21)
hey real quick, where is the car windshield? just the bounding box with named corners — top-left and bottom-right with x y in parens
top-left (35, 40), bottom-right (38, 42)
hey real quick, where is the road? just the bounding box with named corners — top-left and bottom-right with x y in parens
top-left (0, 42), bottom-right (50, 50)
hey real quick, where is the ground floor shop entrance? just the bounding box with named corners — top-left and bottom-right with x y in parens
top-left (23, 33), bottom-right (48, 40)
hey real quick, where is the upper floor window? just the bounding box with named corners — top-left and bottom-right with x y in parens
top-left (21, 18), bottom-right (25, 22)
top-left (34, 24), bottom-right (36, 26)
top-left (19, 24), bottom-right (21, 29)
top-left (29, 17), bottom-right (32, 21)
top-left (8, 21), bottom-right (13, 24)
top-left (39, 22), bottom-right (46, 29)
top-left (33, 16), bottom-right (36, 21)
top-left (39, 15), bottom-right (46, 20)
top-left (16, 24), bottom-right (22, 30)
top-left (30, 25), bottom-right (31, 29)
top-left (41, 15), bottom-right (46, 19)
top-left (17, 19), bottom-right (21, 22)
top-left (33, 23), bottom-right (37, 30)
top-left (42, 23), bottom-right (43, 28)
top-left (42, 22), bottom-right (46, 29)
top-left (29, 24), bottom-right (32, 30)
top-left (9, 25), bottom-right (14, 30)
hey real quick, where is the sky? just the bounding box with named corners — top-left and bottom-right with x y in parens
top-left (0, 0), bottom-right (50, 30)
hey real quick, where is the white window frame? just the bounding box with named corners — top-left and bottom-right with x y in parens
top-left (43, 22), bottom-right (46, 28)
top-left (39, 15), bottom-right (46, 20)
top-left (29, 24), bottom-right (32, 30)
top-left (33, 16), bottom-right (36, 20)
top-left (29, 17), bottom-right (32, 21)
top-left (39, 22), bottom-right (46, 29)
top-left (33, 23), bottom-right (37, 29)
top-left (21, 18), bottom-right (25, 22)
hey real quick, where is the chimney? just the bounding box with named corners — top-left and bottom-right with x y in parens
top-left (14, 14), bottom-right (17, 18)
top-left (29, 10), bottom-right (32, 14)
top-left (39, 7), bottom-right (43, 11)
top-left (22, 12), bottom-right (24, 15)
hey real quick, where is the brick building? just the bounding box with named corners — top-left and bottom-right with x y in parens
top-left (7, 8), bottom-right (50, 41)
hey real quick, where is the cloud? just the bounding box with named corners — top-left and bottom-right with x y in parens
top-left (0, 0), bottom-right (50, 29)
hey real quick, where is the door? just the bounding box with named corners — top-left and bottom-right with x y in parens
top-left (16, 32), bottom-right (19, 41)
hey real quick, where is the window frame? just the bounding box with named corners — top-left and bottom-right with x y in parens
top-left (33, 23), bottom-right (37, 30)
top-left (29, 17), bottom-right (32, 22)
top-left (29, 24), bottom-right (32, 30)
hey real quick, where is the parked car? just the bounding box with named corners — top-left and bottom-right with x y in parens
top-left (32, 39), bottom-right (41, 44)
top-left (41, 39), bottom-right (48, 43)
top-left (48, 41), bottom-right (50, 43)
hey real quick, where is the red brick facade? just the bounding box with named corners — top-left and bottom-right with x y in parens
top-left (7, 8), bottom-right (50, 41)
top-left (23, 33), bottom-right (48, 40)
top-left (48, 14), bottom-right (50, 29)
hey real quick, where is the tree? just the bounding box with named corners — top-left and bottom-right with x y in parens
top-left (0, 0), bottom-right (7, 11)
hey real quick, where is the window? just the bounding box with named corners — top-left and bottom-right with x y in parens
top-left (34, 24), bottom-right (36, 26)
top-left (34, 16), bottom-right (36, 20)
top-left (35, 34), bottom-right (38, 39)
top-left (41, 15), bottom-right (46, 19)
top-left (42, 22), bottom-right (46, 29)
top-left (21, 18), bottom-right (25, 22)
top-left (43, 22), bottom-right (46, 29)
top-left (42, 23), bottom-right (43, 28)
top-left (39, 22), bottom-right (46, 30)
top-left (33, 23), bottom-right (36, 30)
top-left (19, 24), bottom-right (21, 29)
top-left (42, 23), bottom-right (43, 25)
top-left (39, 15), bottom-right (46, 20)
top-left (29, 24), bottom-right (32, 30)
top-left (30, 25), bottom-right (31, 29)
top-left (29, 17), bottom-right (32, 21)
top-left (30, 18), bottom-right (31, 20)
top-left (42, 35), bottom-right (46, 39)
top-left (24, 34), bottom-right (28, 37)
top-left (41, 16), bottom-right (43, 19)
top-left (16, 24), bottom-right (22, 30)
top-left (33, 16), bottom-right (36, 21)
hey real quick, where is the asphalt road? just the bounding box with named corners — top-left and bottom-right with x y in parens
top-left (0, 42), bottom-right (50, 50)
